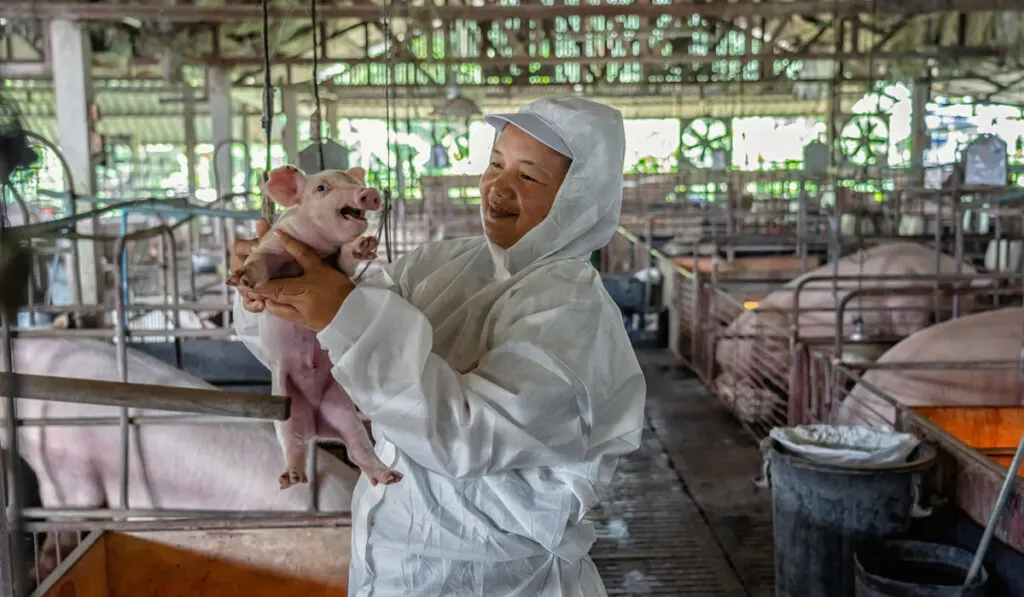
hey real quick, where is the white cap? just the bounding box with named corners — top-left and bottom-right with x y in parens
top-left (484, 112), bottom-right (574, 159)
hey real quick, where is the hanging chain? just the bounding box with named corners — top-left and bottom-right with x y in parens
top-left (311, 0), bottom-right (325, 171)
top-left (353, 0), bottom-right (396, 280)
top-left (383, 0), bottom-right (395, 265)
top-left (829, 0), bottom-right (842, 310)
top-left (260, 0), bottom-right (275, 224)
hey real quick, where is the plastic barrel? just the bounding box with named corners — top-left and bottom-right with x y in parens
top-left (769, 439), bottom-right (937, 597)
top-left (854, 540), bottom-right (988, 597)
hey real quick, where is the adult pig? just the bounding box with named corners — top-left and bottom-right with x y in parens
top-left (227, 165), bottom-right (401, 489)
top-left (714, 241), bottom-right (981, 423)
top-left (834, 306), bottom-right (1024, 427)
top-left (0, 337), bottom-right (358, 578)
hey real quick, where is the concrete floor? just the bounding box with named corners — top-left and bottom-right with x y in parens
top-left (591, 350), bottom-right (774, 596)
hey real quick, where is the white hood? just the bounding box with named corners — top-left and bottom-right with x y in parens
top-left (481, 98), bottom-right (626, 276)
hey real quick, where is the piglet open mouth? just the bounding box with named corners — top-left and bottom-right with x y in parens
top-left (339, 206), bottom-right (365, 220)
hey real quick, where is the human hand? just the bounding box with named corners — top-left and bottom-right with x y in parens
top-left (230, 219), bottom-right (271, 313)
top-left (251, 230), bottom-right (356, 332)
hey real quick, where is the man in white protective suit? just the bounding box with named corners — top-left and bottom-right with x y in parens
top-left (230, 97), bottom-right (647, 597)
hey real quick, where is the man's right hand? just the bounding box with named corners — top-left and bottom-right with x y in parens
top-left (231, 218), bottom-right (271, 313)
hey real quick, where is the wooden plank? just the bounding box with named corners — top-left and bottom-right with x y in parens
top-left (912, 406), bottom-right (1024, 450)
top-left (124, 528), bottom-right (350, 588)
top-left (42, 533), bottom-right (109, 597)
top-left (0, 374), bottom-right (290, 420)
top-left (104, 529), bottom-right (349, 597)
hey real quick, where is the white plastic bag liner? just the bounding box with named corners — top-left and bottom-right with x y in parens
top-left (632, 267), bottom-right (662, 284)
top-left (769, 424), bottom-right (921, 466)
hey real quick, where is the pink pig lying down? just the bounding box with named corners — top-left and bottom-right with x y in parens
top-left (833, 306), bottom-right (1024, 428)
top-left (712, 241), bottom-right (983, 425)
top-left (227, 165), bottom-right (403, 490)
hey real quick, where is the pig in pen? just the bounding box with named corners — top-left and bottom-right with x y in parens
top-left (0, 204), bottom-right (364, 593)
top-left (796, 324), bottom-right (1024, 559)
top-left (709, 241), bottom-right (986, 437)
top-left (0, 334), bottom-right (360, 592)
top-left (832, 305), bottom-right (1024, 429)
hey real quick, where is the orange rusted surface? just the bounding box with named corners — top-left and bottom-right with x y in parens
top-left (912, 406), bottom-right (1024, 474)
top-left (43, 534), bottom-right (109, 597)
top-left (43, 527), bottom-right (351, 597)
top-left (908, 405), bottom-right (1024, 554)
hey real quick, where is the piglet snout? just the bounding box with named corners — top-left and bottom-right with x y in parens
top-left (356, 189), bottom-right (382, 211)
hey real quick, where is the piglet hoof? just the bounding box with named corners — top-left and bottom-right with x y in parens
top-left (350, 236), bottom-right (379, 261)
top-left (279, 468), bottom-right (309, 489)
top-left (368, 467), bottom-right (403, 487)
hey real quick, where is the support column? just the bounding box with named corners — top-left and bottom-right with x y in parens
top-left (182, 85), bottom-right (199, 301)
top-left (282, 87), bottom-right (299, 165)
top-left (183, 86), bottom-right (198, 197)
top-left (326, 102), bottom-right (338, 139)
top-left (208, 68), bottom-right (233, 320)
top-left (240, 113), bottom-right (251, 192)
top-left (911, 79), bottom-right (932, 186)
top-left (209, 67), bottom-right (233, 199)
top-left (50, 19), bottom-right (101, 306)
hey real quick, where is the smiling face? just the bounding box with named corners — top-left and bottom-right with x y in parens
top-left (479, 125), bottom-right (571, 249)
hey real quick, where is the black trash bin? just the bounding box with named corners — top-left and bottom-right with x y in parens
top-left (768, 436), bottom-right (937, 597)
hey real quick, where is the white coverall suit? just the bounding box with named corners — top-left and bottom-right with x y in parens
top-left (234, 97), bottom-right (647, 596)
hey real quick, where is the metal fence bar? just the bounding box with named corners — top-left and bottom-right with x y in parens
top-left (15, 415), bottom-right (267, 427)
top-left (23, 514), bottom-right (352, 534)
top-left (6, 328), bottom-right (235, 339)
top-left (0, 374), bottom-right (289, 420)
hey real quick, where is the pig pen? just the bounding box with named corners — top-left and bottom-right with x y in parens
top-left (30, 524), bottom-right (352, 597)
top-left (808, 307), bottom-right (1024, 555)
top-left (825, 309), bottom-right (1024, 558)
top-left (707, 241), bottom-right (999, 438)
top-left (795, 349), bottom-right (1024, 591)
top-left (0, 337), bottom-right (359, 595)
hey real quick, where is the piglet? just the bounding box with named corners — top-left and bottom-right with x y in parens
top-left (227, 165), bottom-right (402, 489)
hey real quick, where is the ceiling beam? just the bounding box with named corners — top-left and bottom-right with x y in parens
top-left (88, 46), bottom-right (1016, 68)
top-left (0, 1), bottom-right (1020, 23)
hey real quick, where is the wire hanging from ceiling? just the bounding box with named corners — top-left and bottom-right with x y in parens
top-left (260, 0), bottom-right (276, 225)
top-left (353, 0), bottom-right (397, 281)
top-left (310, 0), bottom-right (325, 172)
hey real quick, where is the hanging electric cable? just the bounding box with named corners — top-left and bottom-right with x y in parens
top-left (353, 0), bottom-right (396, 281)
top-left (310, 0), bottom-right (325, 172)
top-left (260, 0), bottom-right (276, 225)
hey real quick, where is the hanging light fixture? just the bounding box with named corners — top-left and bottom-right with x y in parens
top-left (431, 84), bottom-right (482, 119)
top-left (850, 317), bottom-right (866, 343)
top-left (432, 64), bottom-right (482, 119)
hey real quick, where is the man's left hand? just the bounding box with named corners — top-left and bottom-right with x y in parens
top-left (251, 230), bottom-right (355, 332)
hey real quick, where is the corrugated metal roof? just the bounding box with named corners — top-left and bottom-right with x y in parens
top-left (3, 1), bottom-right (1023, 142)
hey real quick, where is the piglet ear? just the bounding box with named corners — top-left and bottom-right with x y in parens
top-left (346, 167), bottom-right (367, 185)
top-left (263, 166), bottom-right (307, 207)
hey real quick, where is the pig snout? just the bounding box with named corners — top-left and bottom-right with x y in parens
top-left (356, 189), bottom-right (382, 211)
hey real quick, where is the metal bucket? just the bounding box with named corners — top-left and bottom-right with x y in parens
top-left (768, 438), bottom-right (937, 597)
top-left (854, 540), bottom-right (989, 597)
